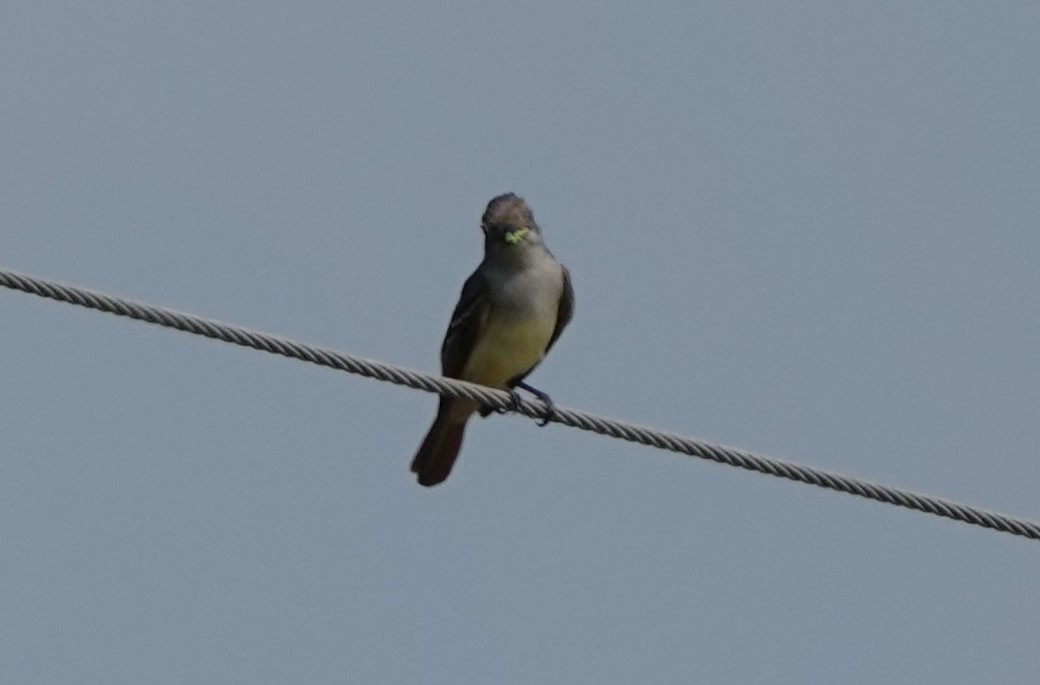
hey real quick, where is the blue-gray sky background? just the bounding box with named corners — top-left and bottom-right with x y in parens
top-left (3, 2), bottom-right (1038, 682)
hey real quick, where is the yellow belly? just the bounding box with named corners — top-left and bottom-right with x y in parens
top-left (460, 314), bottom-right (554, 389)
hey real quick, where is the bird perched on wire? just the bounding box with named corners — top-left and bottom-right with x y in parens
top-left (410, 193), bottom-right (575, 486)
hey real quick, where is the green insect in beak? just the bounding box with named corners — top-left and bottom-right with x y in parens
top-left (503, 227), bottom-right (530, 245)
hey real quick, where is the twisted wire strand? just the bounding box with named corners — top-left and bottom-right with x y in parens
top-left (3, 266), bottom-right (1038, 542)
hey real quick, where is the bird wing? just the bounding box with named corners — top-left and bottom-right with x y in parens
top-left (545, 265), bottom-right (574, 354)
top-left (440, 268), bottom-right (491, 378)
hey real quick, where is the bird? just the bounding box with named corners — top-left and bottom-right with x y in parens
top-left (410, 193), bottom-right (574, 487)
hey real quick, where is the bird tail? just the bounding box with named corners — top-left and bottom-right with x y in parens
top-left (410, 410), bottom-right (467, 487)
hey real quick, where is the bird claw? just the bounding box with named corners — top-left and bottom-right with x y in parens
top-left (493, 389), bottom-right (523, 415)
top-left (488, 383), bottom-right (556, 426)
top-left (516, 381), bottom-right (556, 427)
top-left (534, 396), bottom-right (555, 427)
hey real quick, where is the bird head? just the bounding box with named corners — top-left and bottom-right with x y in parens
top-left (481, 193), bottom-right (542, 248)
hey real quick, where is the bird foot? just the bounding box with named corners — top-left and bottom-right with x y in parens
top-left (492, 389), bottom-right (523, 416)
top-left (515, 381), bottom-right (556, 427)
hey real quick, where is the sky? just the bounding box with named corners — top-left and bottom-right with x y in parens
top-left (2, 2), bottom-right (1039, 683)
